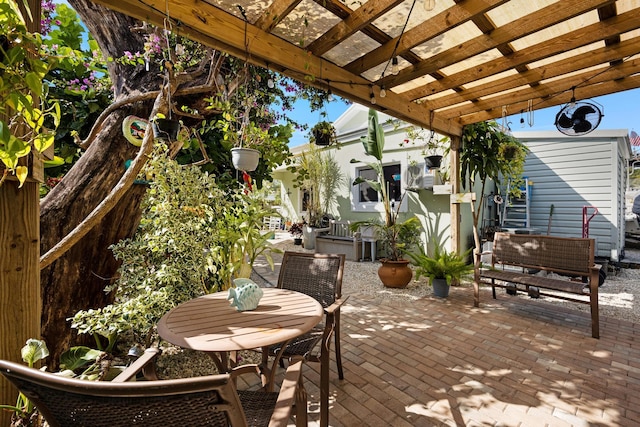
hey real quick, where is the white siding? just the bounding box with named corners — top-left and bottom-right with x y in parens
top-left (513, 130), bottom-right (630, 260)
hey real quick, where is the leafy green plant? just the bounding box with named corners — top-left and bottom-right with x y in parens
top-left (0, 1), bottom-right (61, 187)
top-left (0, 339), bottom-right (48, 424)
top-left (289, 144), bottom-right (344, 227)
top-left (70, 145), bottom-right (280, 345)
top-left (460, 120), bottom-right (528, 262)
top-left (309, 121), bottom-right (337, 146)
top-left (351, 109), bottom-right (422, 260)
top-left (407, 246), bottom-right (473, 284)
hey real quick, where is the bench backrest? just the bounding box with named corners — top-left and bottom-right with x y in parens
top-left (328, 220), bottom-right (358, 238)
top-left (492, 232), bottom-right (595, 276)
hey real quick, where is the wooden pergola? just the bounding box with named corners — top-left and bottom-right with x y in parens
top-left (2, 0), bottom-right (640, 420)
top-left (89, 0), bottom-right (640, 251)
top-left (90, 0), bottom-right (640, 135)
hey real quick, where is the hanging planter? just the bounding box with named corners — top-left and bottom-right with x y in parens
top-left (424, 155), bottom-right (443, 168)
top-left (152, 118), bottom-right (180, 141)
top-left (310, 121), bottom-right (337, 146)
top-left (231, 147), bottom-right (260, 172)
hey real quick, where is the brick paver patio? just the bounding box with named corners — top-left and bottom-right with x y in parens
top-left (254, 245), bottom-right (640, 426)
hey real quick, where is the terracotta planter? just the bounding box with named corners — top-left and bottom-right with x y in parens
top-left (231, 148), bottom-right (260, 172)
top-left (378, 259), bottom-right (413, 288)
top-left (431, 278), bottom-right (450, 297)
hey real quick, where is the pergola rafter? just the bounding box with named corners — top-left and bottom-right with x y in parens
top-left (88, 0), bottom-right (640, 138)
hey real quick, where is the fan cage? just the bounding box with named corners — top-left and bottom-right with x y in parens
top-left (554, 100), bottom-right (603, 136)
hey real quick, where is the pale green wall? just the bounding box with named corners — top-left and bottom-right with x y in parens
top-left (274, 117), bottom-right (476, 254)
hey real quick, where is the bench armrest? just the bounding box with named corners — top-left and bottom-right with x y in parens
top-left (313, 227), bottom-right (331, 237)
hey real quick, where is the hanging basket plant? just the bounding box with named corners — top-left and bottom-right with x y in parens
top-left (151, 114), bottom-right (180, 141)
top-left (424, 155), bottom-right (443, 168)
top-left (310, 121), bottom-right (337, 146)
top-left (231, 147), bottom-right (260, 172)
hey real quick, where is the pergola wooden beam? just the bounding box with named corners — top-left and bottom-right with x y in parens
top-left (441, 59), bottom-right (640, 121)
top-left (378, 0), bottom-right (615, 89)
top-left (90, 0), bottom-right (463, 136)
top-left (425, 36), bottom-right (640, 112)
top-left (405, 5), bottom-right (638, 102)
top-left (345, 0), bottom-right (509, 75)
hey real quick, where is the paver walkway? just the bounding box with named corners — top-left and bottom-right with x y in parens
top-left (252, 242), bottom-right (640, 426)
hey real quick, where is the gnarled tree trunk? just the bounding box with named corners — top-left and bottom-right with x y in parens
top-left (40, 1), bottom-right (177, 364)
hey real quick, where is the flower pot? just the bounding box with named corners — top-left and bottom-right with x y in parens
top-left (313, 130), bottom-right (331, 146)
top-left (231, 147), bottom-right (260, 172)
top-left (152, 118), bottom-right (180, 141)
top-left (424, 155), bottom-right (443, 168)
top-left (302, 225), bottom-right (316, 250)
top-left (377, 259), bottom-right (413, 288)
top-left (431, 278), bottom-right (450, 297)
top-left (293, 237), bottom-right (302, 245)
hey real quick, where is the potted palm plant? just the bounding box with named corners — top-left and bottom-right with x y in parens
top-left (351, 109), bottom-right (422, 288)
top-left (407, 246), bottom-right (473, 297)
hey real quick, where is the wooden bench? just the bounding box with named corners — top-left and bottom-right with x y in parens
top-left (478, 232), bottom-right (601, 338)
top-left (314, 220), bottom-right (362, 261)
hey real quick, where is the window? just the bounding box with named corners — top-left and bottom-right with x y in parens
top-left (357, 164), bottom-right (401, 203)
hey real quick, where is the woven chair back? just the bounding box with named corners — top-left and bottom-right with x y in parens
top-left (0, 360), bottom-right (247, 427)
top-left (277, 252), bottom-right (345, 309)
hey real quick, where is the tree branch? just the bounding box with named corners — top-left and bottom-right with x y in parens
top-left (74, 91), bottom-right (160, 149)
top-left (40, 92), bottom-right (167, 269)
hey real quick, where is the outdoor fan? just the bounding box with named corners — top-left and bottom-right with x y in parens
top-left (554, 91), bottom-right (603, 136)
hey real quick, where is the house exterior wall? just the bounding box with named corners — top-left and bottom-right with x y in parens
top-left (274, 105), bottom-right (475, 255)
top-left (512, 130), bottom-right (631, 261)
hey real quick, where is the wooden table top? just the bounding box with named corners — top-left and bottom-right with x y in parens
top-left (157, 288), bottom-right (323, 352)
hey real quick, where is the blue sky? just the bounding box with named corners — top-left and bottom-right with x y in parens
top-left (288, 88), bottom-right (640, 147)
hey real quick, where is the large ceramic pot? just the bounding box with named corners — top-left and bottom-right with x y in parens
top-left (378, 259), bottom-right (413, 288)
top-left (231, 147), bottom-right (260, 172)
top-left (431, 278), bottom-right (450, 297)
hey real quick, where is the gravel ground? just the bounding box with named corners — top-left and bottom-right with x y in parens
top-left (156, 237), bottom-right (640, 378)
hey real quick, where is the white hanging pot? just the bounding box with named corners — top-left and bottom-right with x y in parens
top-left (231, 147), bottom-right (260, 172)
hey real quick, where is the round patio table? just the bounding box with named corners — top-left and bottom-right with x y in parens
top-left (157, 287), bottom-right (323, 389)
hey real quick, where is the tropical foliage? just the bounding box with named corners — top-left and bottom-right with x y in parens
top-left (407, 246), bottom-right (473, 284)
top-left (460, 120), bottom-right (528, 264)
top-left (0, 1), bottom-right (61, 187)
top-left (70, 146), bottom-right (280, 347)
top-left (351, 109), bottom-right (422, 260)
top-left (289, 143), bottom-right (344, 226)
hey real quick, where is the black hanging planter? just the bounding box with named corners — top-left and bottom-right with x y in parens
top-left (310, 121), bottom-right (336, 146)
top-left (424, 155), bottom-right (443, 168)
top-left (152, 118), bottom-right (180, 141)
top-left (313, 130), bottom-right (331, 146)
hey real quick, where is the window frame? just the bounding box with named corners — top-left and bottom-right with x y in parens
top-left (351, 160), bottom-right (409, 214)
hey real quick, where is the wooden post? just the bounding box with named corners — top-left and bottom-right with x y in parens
top-left (450, 135), bottom-right (461, 254)
top-left (0, 181), bottom-right (41, 424)
top-left (0, 1), bottom-right (42, 423)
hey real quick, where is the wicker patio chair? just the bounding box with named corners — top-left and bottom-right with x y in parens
top-left (268, 251), bottom-right (348, 427)
top-left (0, 349), bottom-right (307, 427)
